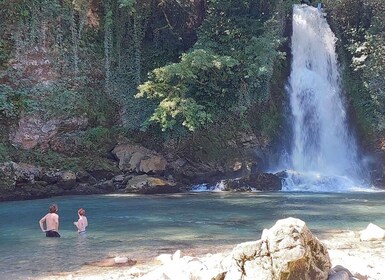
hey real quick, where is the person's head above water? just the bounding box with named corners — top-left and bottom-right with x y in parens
top-left (49, 204), bottom-right (58, 213)
top-left (78, 208), bottom-right (86, 216)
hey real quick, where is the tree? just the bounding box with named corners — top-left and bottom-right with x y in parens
top-left (137, 0), bottom-right (287, 135)
top-left (136, 49), bottom-right (238, 131)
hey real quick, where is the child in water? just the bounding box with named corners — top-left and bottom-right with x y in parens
top-left (74, 208), bottom-right (88, 236)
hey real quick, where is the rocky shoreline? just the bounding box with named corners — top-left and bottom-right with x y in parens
top-left (2, 138), bottom-right (385, 201)
top-left (0, 142), bottom-right (283, 201)
top-left (33, 218), bottom-right (385, 280)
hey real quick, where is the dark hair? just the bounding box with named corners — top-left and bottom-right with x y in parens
top-left (49, 204), bottom-right (58, 213)
top-left (78, 208), bottom-right (86, 216)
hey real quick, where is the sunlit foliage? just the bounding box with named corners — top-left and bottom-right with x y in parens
top-left (137, 49), bottom-right (238, 131)
top-left (137, 0), bottom-right (287, 133)
top-left (325, 0), bottom-right (385, 137)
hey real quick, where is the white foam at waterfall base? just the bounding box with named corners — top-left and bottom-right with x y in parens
top-left (190, 181), bottom-right (226, 192)
top-left (281, 170), bottom-right (373, 192)
top-left (281, 4), bottom-right (369, 192)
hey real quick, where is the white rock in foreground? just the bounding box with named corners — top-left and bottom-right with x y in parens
top-left (114, 256), bottom-right (129, 264)
top-left (225, 217), bottom-right (331, 280)
top-left (135, 217), bottom-right (331, 280)
top-left (360, 223), bottom-right (385, 241)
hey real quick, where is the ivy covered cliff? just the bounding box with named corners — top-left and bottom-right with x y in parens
top-left (1, 0), bottom-right (385, 200)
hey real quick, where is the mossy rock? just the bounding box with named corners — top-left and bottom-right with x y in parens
top-left (79, 157), bottom-right (120, 173)
top-left (0, 164), bottom-right (16, 193)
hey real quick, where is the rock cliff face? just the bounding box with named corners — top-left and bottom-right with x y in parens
top-left (10, 115), bottom-right (88, 151)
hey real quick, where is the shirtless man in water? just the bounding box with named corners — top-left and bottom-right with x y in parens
top-left (39, 203), bottom-right (61, 237)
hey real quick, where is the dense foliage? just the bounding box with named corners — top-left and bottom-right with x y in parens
top-left (0, 1), bottom-right (291, 142)
top-left (323, 0), bottom-right (385, 140)
top-left (137, 0), bottom-right (289, 133)
top-left (0, 0), bottom-right (384, 165)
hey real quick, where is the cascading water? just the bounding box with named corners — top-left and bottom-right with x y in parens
top-left (282, 4), bottom-right (367, 192)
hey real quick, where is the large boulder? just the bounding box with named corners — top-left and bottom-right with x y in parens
top-left (0, 161), bottom-right (118, 200)
top-left (219, 172), bottom-right (282, 191)
top-left (0, 161), bottom-right (42, 191)
top-left (112, 144), bottom-right (167, 174)
top-left (360, 223), bottom-right (385, 241)
top-left (125, 174), bottom-right (181, 194)
top-left (248, 172), bottom-right (282, 191)
top-left (168, 158), bottom-right (226, 185)
top-left (132, 218), bottom-right (332, 280)
top-left (57, 170), bottom-right (77, 190)
top-left (225, 217), bottom-right (331, 280)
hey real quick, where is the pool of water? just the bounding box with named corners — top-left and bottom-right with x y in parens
top-left (1, 191), bottom-right (385, 279)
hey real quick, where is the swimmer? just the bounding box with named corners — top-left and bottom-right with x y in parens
top-left (74, 208), bottom-right (88, 236)
top-left (39, 203), bottom-right (61, 238)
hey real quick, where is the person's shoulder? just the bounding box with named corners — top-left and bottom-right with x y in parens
top-left (40, 213), bottom-right (48, 220)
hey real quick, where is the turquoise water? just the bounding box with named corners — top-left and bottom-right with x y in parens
top-left (1, 191), bottom-right (385, 279)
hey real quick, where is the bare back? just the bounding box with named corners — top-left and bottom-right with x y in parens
top-left (39, 213), bottom-right (59, 232)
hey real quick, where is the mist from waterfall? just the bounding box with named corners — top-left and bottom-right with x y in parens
top-left (282, 4), bottom-right (368, 192)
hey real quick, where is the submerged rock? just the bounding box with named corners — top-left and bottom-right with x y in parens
top-left (85, 257), bottom-right (137, 267)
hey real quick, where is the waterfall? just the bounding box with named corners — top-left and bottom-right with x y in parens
top-left (282, 5), bottom-right (367, 192)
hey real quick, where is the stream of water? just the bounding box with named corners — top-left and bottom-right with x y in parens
top-left (282, 5), bottom-right (368, 191)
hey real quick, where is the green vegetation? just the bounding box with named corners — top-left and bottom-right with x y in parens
top-left (0, 143), bottom-right (10, 162)
top-left (0, 85), bottom-right (27, 120)
top-left (137, 0), bottom-right (288, 136)
top-left (79, 126), bottom-right (112, 151)
top-left (324, 0), bottom-right (385, 141)
top-left (137, 49), bottom-right (238, 131)
top-left (0, 0), bottom-right (384, 168)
